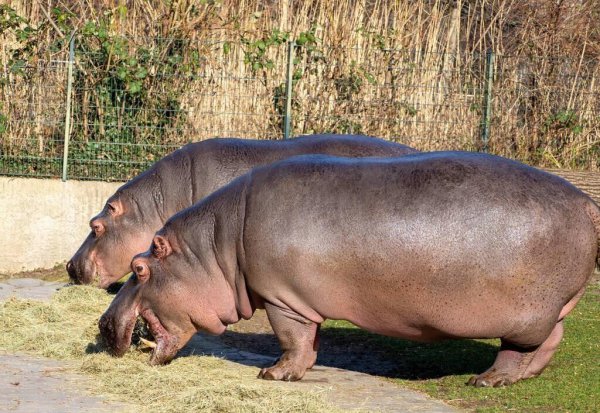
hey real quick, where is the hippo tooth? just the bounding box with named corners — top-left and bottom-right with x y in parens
top-left (139, 337), bottom-right (157, 349)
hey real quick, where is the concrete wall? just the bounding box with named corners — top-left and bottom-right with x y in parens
top-left (0, 177), bottom-right (122, 273)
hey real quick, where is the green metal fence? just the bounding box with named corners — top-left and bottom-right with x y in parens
top-left (1, 36), bottom-right (598, 181)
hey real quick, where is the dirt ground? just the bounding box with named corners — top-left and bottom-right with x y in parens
top-left (0, 351), bottom-right (130, 413)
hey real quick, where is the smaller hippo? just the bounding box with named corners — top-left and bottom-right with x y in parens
top-left (67, 134), bottom-right (416, 288)
top-left (99, 152), bottom-right (600, 386)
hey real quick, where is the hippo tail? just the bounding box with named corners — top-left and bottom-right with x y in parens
top-left (585, 200), bottom-right (600, 270)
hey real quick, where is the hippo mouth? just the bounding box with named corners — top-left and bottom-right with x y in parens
top-left (67, 258), bottom-right (98, 286)
top-left (67, 259), bottom-right (114, 289)
top-left (100, 307), bottom-right (179, 365)
top-left (136, 308), bottom-right (180, 365)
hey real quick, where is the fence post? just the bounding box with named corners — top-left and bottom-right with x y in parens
top-left (481, 49), bottom-right (494, 152)
top-left (61, 31), bottom-right (76, 181)
top-left (283, 40), bottom-right (295, 140)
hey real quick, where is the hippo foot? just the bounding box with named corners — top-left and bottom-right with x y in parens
top-left (257, 360), bottom-right (307, 381)
top-left (466, 370), bottom-right (518, 387)
top-left (468, 321), bottom-right (567, 388)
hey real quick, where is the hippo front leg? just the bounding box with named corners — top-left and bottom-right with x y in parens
top-left (258, 302), bottom-right (320, 381)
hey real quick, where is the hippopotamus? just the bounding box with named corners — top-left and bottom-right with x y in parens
top-left (67, 134), bottom-right (417, 288)
top-left (99, 152), bottom-right (600, 386)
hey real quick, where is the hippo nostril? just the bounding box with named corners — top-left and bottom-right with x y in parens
top-left (66, 260), bottom-right (80, 283)
top-left (135, 265), bottom-right (144, 274)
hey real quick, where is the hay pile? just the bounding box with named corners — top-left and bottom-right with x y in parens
top-left (0, 286), bottom-right (337, 412)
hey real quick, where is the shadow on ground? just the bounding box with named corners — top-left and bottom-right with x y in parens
top-left (219, 323), bottom-right (499, 380)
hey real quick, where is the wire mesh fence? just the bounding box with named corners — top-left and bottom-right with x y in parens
top-left (1, 35), bottom-right (598, 181)
top-left (492, 54), bottom-right (600, 168)
top-left (0, 58), bottom-right (69, 178)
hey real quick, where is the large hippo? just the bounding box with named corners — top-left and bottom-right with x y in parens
top-left (67, 134), bottom-right (417, 288)
top-left (99, 152), bottom-right (600, 386)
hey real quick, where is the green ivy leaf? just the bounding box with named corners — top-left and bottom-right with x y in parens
top-left (117, 4), bottom-right (127, 18)
top-left (15, 27), bottom-right (35, 42)
top-left (116, 66), bottom-right (128, 80)
top-left (0, 113), bottom-right (8, 134)
top-left (223, 41), bottom-right (231, 55)
top-left (82, 21), bottom-right (97, 35)
top-left (134, 67), bottom-right (148, 79)
top-left (9, 59), bottom-right (26, 75)
top-left (364, 72), bottom-right (376, 85)
top-left (296, 33), bottom-right (307, 46)
top-left (97, 27), bottom-right (108, 40)
top-left (128, 81), bottom-right (141, 94)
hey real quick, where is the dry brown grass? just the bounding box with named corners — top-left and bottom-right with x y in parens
top-left (0, 263), bottom-right (69, 282)
top-left (0, 286), bottom-right (337, 412)
top-left (1, 1), bottom-right (599, 171)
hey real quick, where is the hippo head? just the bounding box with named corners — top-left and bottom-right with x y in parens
top-left (98, 232), bottom-right (231, 365)
top-left (67, 192), bottom-right (156, 288)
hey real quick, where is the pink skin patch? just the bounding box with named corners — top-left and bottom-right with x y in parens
top-left (140, 308), bottom-right (180, 365)
top-left (87, 250), bottom-right (120, 289)
top-left (94, 250), bottom-right (136, 288)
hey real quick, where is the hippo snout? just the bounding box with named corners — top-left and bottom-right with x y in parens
top-left (66, 257), bottom-right (89, 285)
top-left (98, 313), bottom-right (120, 356)
top-left (66, 253), bottom-right (98, 285)
top-left (98, 295), bottom-right (140, 358)
top-left (99, 312), bottom-right (130, 357)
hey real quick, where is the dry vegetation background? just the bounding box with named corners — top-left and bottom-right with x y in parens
top-left (1, 0), bottom-right (599, 179)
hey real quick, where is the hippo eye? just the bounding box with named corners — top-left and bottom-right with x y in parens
top-left (106, 203), bottom-right (116, 214)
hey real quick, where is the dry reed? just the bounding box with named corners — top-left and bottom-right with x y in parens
top-left (1, 1), bottom-right (598, 173)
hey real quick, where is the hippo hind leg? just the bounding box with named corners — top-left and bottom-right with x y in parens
top-left (467, 320), bottom-right (564, 387)
top-left (258, 302), bottom-right (320, 381)
top-left (468, 287), bottom-right (586, 387)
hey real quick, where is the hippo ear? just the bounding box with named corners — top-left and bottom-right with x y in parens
top-left (132, 258), bottom-right (150, 283)
top-left (152, 235), bottom-right (172, 259)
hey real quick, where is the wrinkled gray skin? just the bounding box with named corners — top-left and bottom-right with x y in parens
top-left (99, 152), bottom-right (600, 386)
top-left (67, 134), bottom-right (417, 288)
